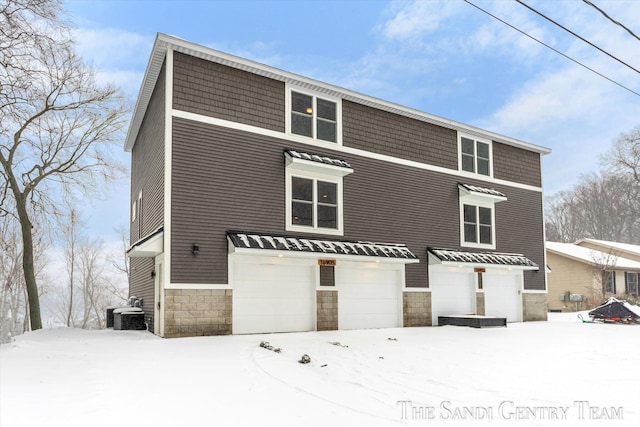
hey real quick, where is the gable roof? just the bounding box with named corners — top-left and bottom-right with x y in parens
top-left (545, 241), bottom-right (640, 270)
top-left (125, 33), bottom-right (552, 156)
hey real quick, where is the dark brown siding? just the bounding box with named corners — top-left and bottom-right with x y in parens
top-left (129, 61), bottom-right (166, 330)
top-left (171, 118), bottom-right (546, 290)
top-left (493, 141), bottom-right (542, 187)
top-left (343, 100), bottom-right (458, 170)
top-left (172, 52), bottom-right (285, 132)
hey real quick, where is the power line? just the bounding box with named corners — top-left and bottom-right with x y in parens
top-left (461, 0), bottom-right (640, 98)
top-left (581, 0), bottom-right (640, 42)
top-left (515, 0), bottom-right (640, 76)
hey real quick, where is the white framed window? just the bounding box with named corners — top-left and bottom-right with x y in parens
top-left (131, 200), bottom-right (137, 222)
top-left (462, 203), bottom-right (495, 248)
top-left (458, 184), bottom-right (506, 250)
top-left (459, 134), bottom-right (492, 177)
top-left (625, 272), bottom-right (638, 296)
top-left (605, 271), bottom-right (616, 294)
top-left (287, 171), bottom-right (343, 235)
top-left (286, 86), bottom-right (341, 144)
top-left (285, 151), bottom-right (352, 236)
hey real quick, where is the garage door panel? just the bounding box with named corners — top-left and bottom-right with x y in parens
top-left (337, 266), bottom-right (401, 330)
top-left (233, 261), bottom-right (314, 334)
top-left (484, 273), bottom-right (520, 322)
top-left (430, 270), bottom-right (475, 326)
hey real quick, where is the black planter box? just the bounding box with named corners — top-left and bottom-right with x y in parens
top-left (438, 315), bottom-right (507, 328)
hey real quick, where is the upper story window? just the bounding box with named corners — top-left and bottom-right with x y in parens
top-left (288, 88), bottom-right (341, 144)
top-left (458, 183), bottom-right (506, 250)
top-left (285, 150), bottom-right (352, 236)
top-left (459, 135), bottom-right (492, 176)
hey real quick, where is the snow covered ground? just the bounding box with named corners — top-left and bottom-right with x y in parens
top-left (1, 312), bottom-right (638, 427)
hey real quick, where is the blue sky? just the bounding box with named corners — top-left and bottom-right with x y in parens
top-left (62, 0), bottom-right (640, 242)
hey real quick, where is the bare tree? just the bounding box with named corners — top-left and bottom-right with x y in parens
top-left (0, 0), bottom-right (128, 330)
top-left (0, 210), bottom-right (48, 340)
top-left (601, 125), bottom-right (640, 184)
top-left (64, 209), bottom-right (78, 326)
top-left (545, 172), bottom-right (640, 244)
top-left (110, 225), bottom-right (130, 283)
top-left (590, 248), bottom-right (623, 304)
top-left (544, 191), bottom-right (582, 243)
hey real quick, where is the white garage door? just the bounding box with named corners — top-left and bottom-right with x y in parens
top-left (337, 265), bottom-right (401, 330)
top-left (484, 273), bottom-right (521, 322)
top-left (430, 270), bottom-right (475, 326)
top-left (232, 260), bottom-right (315, 334)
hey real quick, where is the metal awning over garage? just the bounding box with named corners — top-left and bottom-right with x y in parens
top-left (228, 231), bottom-right (419, 263)
top-left (428, 247), bottom-right (538, 270)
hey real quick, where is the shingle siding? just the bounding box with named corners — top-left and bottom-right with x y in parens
top-left (493, 141), bottom-right (542, 187)
top-left (172, 51), bottom-right (285, 132)
top-left (171, 118), bottom-right (545, 290)
top-left (343, 100), bottom-right (458, 170)
top-left (129, 60), bottom-right (166, 330)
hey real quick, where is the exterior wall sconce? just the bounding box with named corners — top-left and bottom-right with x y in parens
top-left (191, 243), bottom-right (200, 255)
top-left (150, 270), bottom-right (156, 278)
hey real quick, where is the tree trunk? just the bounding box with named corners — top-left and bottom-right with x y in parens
top-left (15, 198), bottom-right (42, 330)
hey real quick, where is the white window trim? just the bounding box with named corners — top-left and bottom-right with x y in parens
top-left (285, 84), bottom-right (342, 145)
top-left (459, 194), bottom-right (496, 250)
top-left (458, 133), bottom-right (493, 178)
top-left (285, 167), bottom-right (345, 236)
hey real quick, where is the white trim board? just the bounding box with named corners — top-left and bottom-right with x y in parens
top-left (171, 109), bottom-right (544, 194)
top-left (165, 283), bottom-right (232, 290)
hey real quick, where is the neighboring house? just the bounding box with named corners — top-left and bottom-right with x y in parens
top-left (125, 34), bottom-right (551, 338)
top-left (546, 241), bottom-right (640, 312)
top-left (575, 238), bottom-right (640, 263)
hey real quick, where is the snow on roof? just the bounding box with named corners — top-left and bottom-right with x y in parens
top-left (458, 183), bottom-right (506, 198)
top-left (285, 150), bottom-right (351, 169)
top-left (428, 248), bottom-right (538, 268)
top-left (227, 231), bottom-right (418, 260)
top-left (576, 238), bottom-right (640, 256)
top-left (546, 241), bottom-right (640, 270)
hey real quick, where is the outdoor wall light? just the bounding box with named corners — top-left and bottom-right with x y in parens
top-left (150, 270), bottom-right (156, 278)
top-left (191, 243), bottom-right (200, 255)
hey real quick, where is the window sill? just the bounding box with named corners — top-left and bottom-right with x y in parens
top-left (286, 224), bottom-right (344, 237)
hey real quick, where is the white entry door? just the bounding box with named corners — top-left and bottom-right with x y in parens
top-left (430, 269), bottom-right (475, 325)
top-left (232, 258), bottom-right (315, 334)
top-left (337, 264), bottom-right (401, 330)
top-left (484, 273), bottom-right (521, 322)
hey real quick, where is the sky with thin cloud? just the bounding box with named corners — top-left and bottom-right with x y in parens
top-left (63, 0), bottom-right (640, 243)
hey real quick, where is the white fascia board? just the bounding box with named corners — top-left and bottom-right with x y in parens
top-left (125, 33), bottom-right (552, 156)
top-left (437, 261), bottom-right (539, 271)
top-left (128, 230), bottom-right (164, 258)
top-left (229, 245), bottom-right (420, 265)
